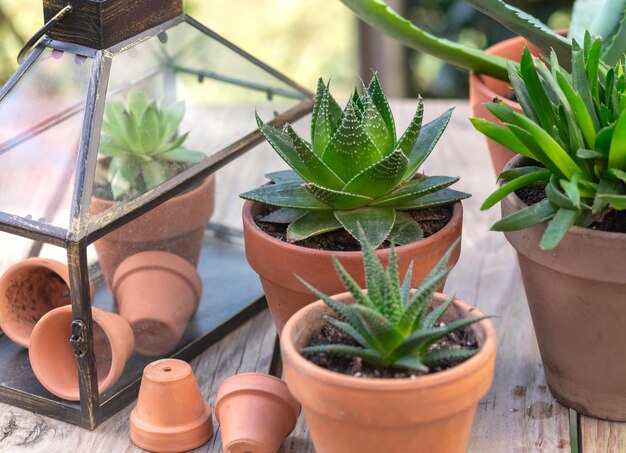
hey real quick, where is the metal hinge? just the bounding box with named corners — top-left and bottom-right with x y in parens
top-left (70, 320), bottom-right (86, 357)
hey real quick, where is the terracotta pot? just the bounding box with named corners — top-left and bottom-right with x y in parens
top-left (91, 173), bottom-right (215, 290)
top-left (501, 155), bottom-right (626, 420)
top-left (131, 358), bottom-right (213, 453)
top-left (112, 251), bottom-right (202, 357)
top-left (29, 305), bottom-right (134, 401)
top-left (214, 373), bottom-right (300, 453)
top-left (281, 293), bottom-right (496, 453)
top-left (0, 258), bottom-right (71, 348)
top-left (468, 36), bottom-right (542, 175)
top-left (243, 200), bottom-right (463, 333)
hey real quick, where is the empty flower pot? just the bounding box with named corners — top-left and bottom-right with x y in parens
top-left (0, 258), bottom-right (71, 348)
top-left (29, 305), bottom-right (134, 401)
top-left (130, 358), bottom-right (213, 452)
top-left (215, 373), bottom-right (301, 453)
top-left (112, 251), bottom-right (202, 356)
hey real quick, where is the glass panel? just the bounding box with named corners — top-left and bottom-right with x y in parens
top-left (92, 21), bottom-right (306, 212)
top-left (0, 48), bottom-right (92, 228)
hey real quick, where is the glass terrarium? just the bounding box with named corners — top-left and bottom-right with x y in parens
top-left (0, 0), bottom-right (311, 428)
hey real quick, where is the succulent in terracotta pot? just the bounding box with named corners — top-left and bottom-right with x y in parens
top-left (241, 75), bottom-right (469, 331)
top-left (91, 91), bottom-right (215, 288)
top-left (281, 230), bottom-right (496, 453)
top-left (472, 36), bottom-right (626, 420)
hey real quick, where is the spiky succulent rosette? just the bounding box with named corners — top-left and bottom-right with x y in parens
top-left (241, 76), bottom-right (470, 248)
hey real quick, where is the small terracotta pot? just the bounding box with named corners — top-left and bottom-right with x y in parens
top-left (215, 373), bottom-right (301, 453)
top-left (29, 305), bottom-right (134, 401)
top-left (468, 36), bottom-right (542, 175)
top-left (243, 200), bottom-right (463, 333)
top-left (281, 293), bottom-right (496, 453)
top-left (131, 358), bottom-right (213, 452)
top-left (0, 258), bottom-right (71, 348)
top-left (91, 173), bottom-right (215, 290)
top-left (112, 251), bottom-right (202, 357)
top-left (501, 155), bottom-right (626, 420)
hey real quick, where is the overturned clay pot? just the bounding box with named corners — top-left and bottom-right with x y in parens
top-left (29, 305), bottom-right (134, 401)
top-left (112, 251), bottom-right (202, 356)
top-left (130, 358), bottom-right (213, 452)
top-left (0, 258), bottom-right (71, 348)
top-left (215, 373), bottom-right (301, 453)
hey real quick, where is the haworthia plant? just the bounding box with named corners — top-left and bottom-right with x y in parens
top-left (99, 91), bottom-right (205, 200)
top-left (471, 34), bottom-right (626, 250)
top-left (339, 0), bottom-right (626, 81)
top-left (241, 76), bottom-right (470, 248)
top-left (300, 231), bottom-right (486, 373)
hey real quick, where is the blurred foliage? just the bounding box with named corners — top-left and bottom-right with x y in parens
top-left (0, 1), bottom-right (358, 97)
top-left (405, 0), bottom-right (572, 98)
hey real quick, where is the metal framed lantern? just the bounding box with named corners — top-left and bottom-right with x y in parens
top-left (0, 0), bottom-right (311, 428)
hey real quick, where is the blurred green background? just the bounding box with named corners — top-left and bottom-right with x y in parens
top-left (0, 0), bottom-right (571, 98)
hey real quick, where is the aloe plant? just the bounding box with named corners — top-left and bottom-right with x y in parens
top-left (340, 0), bottom-right (626, 81)
top-left (299, 231), bottom-right (485, 373)
top-left (99, 91), bottom-right (205, 200)
top-left (240, 76), bottom-right (469, 248)
top-left (471, 34), bottom-right (626, 250)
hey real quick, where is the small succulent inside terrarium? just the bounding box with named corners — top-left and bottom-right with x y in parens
top-left (241, 75), bottom-right (470, 248)
top-left (96, 91), bottom-right (206, 201)
top-left (299, 230), bottom-right (486, 376)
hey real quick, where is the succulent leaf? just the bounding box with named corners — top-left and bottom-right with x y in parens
top-left (387, 212), bottom-right (424, 245)
top-left (396, 96), bottom-right (424, 157)
top-left (241, 182), bottom-right (331, 210)
top-left (305, 183), bottom-right (372, 209)
top-left (287, 211), bottom-right (343, 241)
top-left (422, 348), bottom-right (478, 368)
top-left (361, 90), bottom-right (393, 155)
top-left (335, 207), bottom-right (396, 248)
top-left (342, 149), bottom-right (409, 199)
top-left (367, 75), bottom-right (396, 142)
top-left (265, 170), bottom-right (304, 184)
top-left (371, 176), bottom-right (460, 207)
top-left (393, 189), bottom-right (470, 210)
top-left (258, 207), bottom-right (305, 224)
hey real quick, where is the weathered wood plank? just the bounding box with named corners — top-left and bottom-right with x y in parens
top-left (581, 417), bottom-right (626, 453)
top-left (0, 309), bottom-right (276, 452)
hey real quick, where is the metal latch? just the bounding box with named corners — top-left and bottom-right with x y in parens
top-left (70, 320), bottom-right (86, 358)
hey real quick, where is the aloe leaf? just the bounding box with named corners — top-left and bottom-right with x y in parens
top-left (403, 108), bottom-right (454, 180)
top-left (311, 78), bottom-right (343, 145)
top-left (342, 149), bottom-right (409, 198)
top-left (264, 170), bottom-right (304, 184)
top-left (608, 168), bottom-right (626, 183)
top-left (258, 207), bottom-right (305, 224)
top-left (387, 211), bottom-right (424, 245)
top-left (361, 90), bottom-right (392, 155)
top-left (335, 207), bottom-right (396, 248)
top-left (393, 188), bottom-right (470, 210)
top-left (560, 176), bottom-right (582, 209)
top-left (609, 110), bottom-right (626, 170)
top-left (603, 14), bottom-right (626, 66)
top-left (159, 147), bottom-right (205, 163)
top-left (569, 0), bottom-right (602, 43)
top-left (332, 258), bottom-right (376, 309)
top-left (324, 316), bottom-right (372, 348)
top-left (485, 101), bottom-right (517, 123)
top-left (127, 91), bottom-right (149, 122)
top-left (312, 87), bottom-right (341, 156)
top-left (305, 183), bottom-right (373, 209)
top-left (392, 356), bottom-right (428, 372)
top-left (392, 327), bottom-right (442, 358)
top-left (599, 194), bottom-right (626, 210)
top-left (418, 316), bottom-right (488, 352)
top-left (109, 158), bottom-right (135, 200)
top-left (422, 295), bottom-right (454, 329)
top-left (383, 244), bottom-right (403, 325)
top-left (572, 41), bottom-right (601, 130)
top-left (142, 160), bottom-right (168, 190)
top-left (396, 96), bottom-right (423, 157)
top-left (576, 148), bottom-right (606, 160)
top-left (585, 36), bottom-right (602, 100)
top-left (156, 131), bottom-right (190, 155)
top-left (286, 125), bottom-right (345, 190)
top-left (322, 101), bottom-right (383, 181)
top-left (499, 166), bottom-right (545, 181)
top-left (352, 305), bottom-right (404, 351)
top-left (422, 348), bottom-right (477, 369)
top-left (589, 0), bottom-right (626, 42)
top-left (469, 117), bottom-right (533, 158)
top-left (300, 344), bottom-right (387, 366)
top-left (481, 168), bottom-right (550, 210)
top-left (545, 179), bottom-right (577, 212)
top-left (595, 125), bottom-right (615, 155)
top-left (400, 260), bottom-right (414, 306)
top-left (519, 48), bottom-right (557, 132)
top-left (352, 223), bottom-right (387, 307)
top-left (539, 208), bottom-right (580, 250)
top-left (367, 74), bottom-right (396, 142)
top-left (140, 107), bottom-right (160, 153)
top-left (506, 61), bottom-right (539, 124)
top-left (555, 70), bottom-right (597, 147)
top-left (121, 111), bottom-right (143, 154)
top-left (339, 0), bottom-right (509, 80)
top-left (372, 176), bottom-right (459, 207)
top-left (593, 177), bottom-right (621, 213)
top-left (465, 0), bottom-right (571, 66)
top-left (240, 182), bottom-right (331, 210)
top-left (99, 136), bottom-right (127, 158)
top-left (491, 199), bottom-right (558, 231)
top-left (159, 101), bottom-right (185, 146)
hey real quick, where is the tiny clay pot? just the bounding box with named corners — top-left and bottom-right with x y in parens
top-left (112, 251), bottom-right (202, 357)
top-left (214, 373), bottom-right (301, 453)
top-left (130, 358), bottom-right (213, 453)
top-left (0, 258), bottom-right (71, 348)
top-left (29, 305), bottom-right (134, 401)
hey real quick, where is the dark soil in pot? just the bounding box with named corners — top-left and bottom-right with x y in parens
top-left (303, 319), bottom-right (478, 379)
top-left (255, 204), bottom-right (453, 252)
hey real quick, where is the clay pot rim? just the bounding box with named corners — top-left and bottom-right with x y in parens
top-left (214, 372), bottom-right (301, 422)
top-left (503, 154), bottom-right (626, 242)
top-left (29, 305), bottom-right (127, 400)
top-left (282, 292), bottom-right (496, 391)
top-left (131, 401), bottom-right (213, 434)
top-left (242, 199), bottom-right (463, 258)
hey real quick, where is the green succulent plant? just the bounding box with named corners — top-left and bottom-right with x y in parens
top-left (240, 76), bottom-right (469, 248)
top-left (99, 91), bottom-right (205, 200)
top-left (471, 34), bottom-right (626, 250)
top-left (340, 0), bottom-right (626, 81)
top-left (299, 231), bottom-right (485, 373)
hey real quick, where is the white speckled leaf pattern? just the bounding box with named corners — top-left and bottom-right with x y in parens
top-left (367, 75), bottom-right (396, 143)
top-left (362, 90), bottom-right (393, 155)
top-left (305, 182), bottom-right (373, 209)
top-left (335, 206), bottom-right (396, 248)
top-left (286, 210), bottom-right (343, 241)
top-left (343, 149), bottom-right (409, 198)
top-left (396, 95), bottom-right (424, 156)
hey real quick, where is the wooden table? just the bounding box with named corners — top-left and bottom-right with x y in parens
top-left (0, 100), bottom-right (622, 452)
